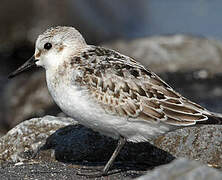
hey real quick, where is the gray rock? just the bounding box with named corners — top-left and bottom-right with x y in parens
top-left (38, 122), bottom-right (222, 170)
top-left (1, 115), bottom-right (222, 179)
top-left (0, 115), bottom-right (173, 179)
top-left (0, 116), bottom-right (75, 162)
top-left (103, 35), bottom-right (222, 73)
top-left (2, 115), bottom-right (222, 169)
top-left (0, 116), bottom-right (174, 166)
top-left (39, 124), bottom-right (174, 165)
top-left (152, 125), bottom-right (222, 169)
top-left (137, 158), bottom-right (222, 180)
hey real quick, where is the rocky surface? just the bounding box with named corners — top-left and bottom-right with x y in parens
top-left (1, 158), bottom-right (222, 180)
top-left (0, 116), bottom-right (75, 162)
top-left (137, 158), bottom-right (222, 180)
top-left (1, 116), bottom-right (222, 168)
top-left (103, 35), bottom-right (222, 73)
top-left (1, 115), bottom-right (222, 179)
top-left (0, 161), bottom-right (146, 180)
top-left (153, 125), bottom-right (222, 169)
top-left (0, 116), bottom-right (174, 165)
top-left (0, 116), bottom-right (172, 179)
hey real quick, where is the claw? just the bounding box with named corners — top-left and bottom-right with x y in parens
top-left (79, 166), bottom-right (103, 171)
top-left (76, 137), bottom-right (126, 177)
top-left (76, 168), bottom-right (106, 178)
top-left (76, 166), bottom-right (124, 177)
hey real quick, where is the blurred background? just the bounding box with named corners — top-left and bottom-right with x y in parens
top-left (1, 0), bottom-right (222, 136)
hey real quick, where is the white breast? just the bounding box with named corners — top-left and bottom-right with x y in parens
top-left (45, 69), bottom-right (171, 142)
top-left (46, 69), bottom-right (122, 138)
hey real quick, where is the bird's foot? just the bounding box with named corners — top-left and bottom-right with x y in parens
top-left (76, 167), bottom-right (107, 178)
top-left (76, 166), bottom-right (123, 177)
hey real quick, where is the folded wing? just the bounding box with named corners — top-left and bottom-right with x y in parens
top-left (75, 46), bottom-right (214, 126)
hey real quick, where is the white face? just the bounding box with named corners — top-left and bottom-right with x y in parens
top-left (35, 38), bottom-right (65, 70)
top-left (34, 26), bottom-right (86, 70)
top-left (8, 26), bottom-right (87, 79)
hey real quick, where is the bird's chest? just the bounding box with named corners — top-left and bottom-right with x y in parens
top-left (45, 71), bottom-right (106, 126)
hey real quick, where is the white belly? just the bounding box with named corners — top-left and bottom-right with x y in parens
top-left (47, 76), bottom-right (122, 138)
top-left (46, 71), bottom-right (171, 142)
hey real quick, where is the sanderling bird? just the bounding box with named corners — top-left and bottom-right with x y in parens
top-left (9, 26), bottom-right (222, 177)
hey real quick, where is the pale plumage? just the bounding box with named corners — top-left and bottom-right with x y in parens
top-left (9, 26), bottom-right (222, 177)
top-left (70, 46), bottom-right (213, 126)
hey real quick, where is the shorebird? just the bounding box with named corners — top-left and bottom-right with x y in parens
top-left (9, 26), bottom-right (222, 177)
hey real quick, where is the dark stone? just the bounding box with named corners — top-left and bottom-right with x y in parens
top-left (138, 158), bottom-right (222, 180)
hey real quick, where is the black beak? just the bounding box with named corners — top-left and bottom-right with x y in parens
top-left (8, 56), bottom-right (38, 79)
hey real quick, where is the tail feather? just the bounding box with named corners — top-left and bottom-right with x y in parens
top-left (197, 112), bottom-right (222, 125)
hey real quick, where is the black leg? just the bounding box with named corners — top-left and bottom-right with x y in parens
top-left (77, 136), bottom-right (126, 177)
top-left (102, 136), bottom-right (126, 174)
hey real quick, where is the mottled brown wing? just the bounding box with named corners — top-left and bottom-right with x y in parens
top-left (78, 47), bottom-right (211, 126)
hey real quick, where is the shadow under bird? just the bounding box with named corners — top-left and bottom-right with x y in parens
top-left (8, 26), bottom-right (222, 177)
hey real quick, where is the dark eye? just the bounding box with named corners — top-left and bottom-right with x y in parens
top-left (44, 42), bottom-right (52, 50)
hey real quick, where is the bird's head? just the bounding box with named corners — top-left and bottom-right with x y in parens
top-left (9, 26), bottom-right (86, 78)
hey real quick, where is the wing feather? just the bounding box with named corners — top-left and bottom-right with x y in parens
top-left (75, 46), bottom-right (211, 126)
